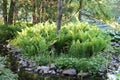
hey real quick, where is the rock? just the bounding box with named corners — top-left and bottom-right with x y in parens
top-left (107, 73), bottom-right (117, 80)
top-left (48, 70), bottom-right (56, 75)
top-left (62, 69), bottom-right (76, 76)
top-left (117, 67), bottom-right (120, 73)
top-left (111, 42), bottom-right (116, 46)
top-left (27, 61), bottom-right (36, 68)
top-left (114, 43), bottom-right (120, 47)
top-left (6, 44), bottom-right (15, 50)
top-left (78, 72), bottom-right (90, 77)
top-left (56, 69), bottom-right (63, 73)
top-left (40, 66), bottom-right (50, 74)
top-left (11, 49), bottom-right (22, 59)
top-left (12, 49), bottom-right (22, 54)
top-left (34, 66), bottom-right (41, 73)
top-left (24, 68), bottom-right (34, 71)
top-left (35, 66), bottom-right (50, 74)
top-left (19, 58), bottom-right (28, 68)
top-left (49, 64), bottom-right (56, 70)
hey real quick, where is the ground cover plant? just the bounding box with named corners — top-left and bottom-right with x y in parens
top-left (0, 57), bottom-right (18, 80)
top-left (105, 29), bottom-right (120, 53)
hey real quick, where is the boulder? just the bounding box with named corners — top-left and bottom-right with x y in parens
top-left (49, 64), bottom-right (56, 70)
top-left (62, 69), bottom-right (76, 76)
top-left (35, 66), bottom-right (50, 74)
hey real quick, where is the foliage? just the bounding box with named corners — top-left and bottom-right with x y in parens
top-left (31, 55), bottom-right (55, 66)
top-left (54, 22), bottom-right (110, 57)
top-left (0, 0), bottom-right (114, 24)
top-left (0, 24), bottom-right (26, 43)
top-left (116, 73), bottom-right (120, 80)
top-left (105, 29), bottom-right (120, 42)
top-left (0, 57), bottom-right (18, 80)
top-left (10, 22), bottom-right (56, 56)
top-left (105, 29), bottom-right (120, 53)
top-left (10, 22), bottom-right (110, 58)
top-left (55, 54), bottom-right (107, 74)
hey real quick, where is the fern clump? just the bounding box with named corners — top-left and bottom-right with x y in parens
top-left (10, 22), bottom-right (110, 58)
top-left (54, 22), bottom-right (110, 57)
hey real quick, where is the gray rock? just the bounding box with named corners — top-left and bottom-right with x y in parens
top-left (19, 58), bottom-right (28, 68)
top-left (57, 69), bottom-right (63, 73)
top-left (35, 66), bottom-right (50, 74)
top-left (117, 67), bottom-right (120, 73)
top-left (107, 73), bottom-right (117, 80)
top-left (49, 64), bottom-right (56, 70)
top-left (62, 69), bottom-right (77, 76)
top-left (24, 68), bottom-right (34, 71)
top-left (114, 43), bottom-right (120, 47)
top-left (111, 42), bottom-right (116, 46)
top-left (48, 70), bottom-right (56, 75)
top-left (78, 72), bottom-right (90, 77)
top-left (41, 66), bottom-right (50, 74)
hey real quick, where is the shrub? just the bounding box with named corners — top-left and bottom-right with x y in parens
top-left (54, 22), bottom-right (110, 57)
top-left (10, 22), bottom-right (110, 58)
top-left (55, 54), bottom-right (107, 74)
top-left (0, 24), bottom-right (26, 43)
top-left (31, 54), bottom-right (55, 65)
top-left (10, 22), bottom-right (56, 56)
top-left (0, 57), bottom-right (18, 80)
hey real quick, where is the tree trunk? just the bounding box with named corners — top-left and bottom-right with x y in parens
top-left (32, 0), bottom-right (37, 24)
top-left (36, 0), bottom-right (41, 23)
top-left (78, 0), bottom-right (83, 21)
top-left (56, 0), bottom-right (62, 34)
top-left (2, 0), bottom-right (7, 24)
top-left (8, 0), bottom-right (16, 24)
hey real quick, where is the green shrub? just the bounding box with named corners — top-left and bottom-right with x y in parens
top-left (0, 24), bottom-right (26, 43)
top-left (55, 54), bottom-right (107, 74)
top-left (0, 57), bottom-right (18, 80)
top-left (10, 22), bottom-right (110, 58)
top-left (54, 22), bottom-right (110, 57)
top-left (10, 22), bottom-right (56, 56)
top-left (55, 57), bottom-right (79, 69)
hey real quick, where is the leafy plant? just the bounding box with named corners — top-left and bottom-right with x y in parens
top-left (116, 73), bottom-right (120, 80)
top-left (54, 22), bottom-right (110, 57)
top-left (10, 22), bottom-right (56, 56)
top-left (105, 29), bottom-right (120, 42)
top-left (0, 57), bottom-right (18, 80)
top-left (10, 22), bottom-right (110, 58)
top-left (55, 54), bottom-right (107, 74)
top-left (31, 54), bottom-right (55, 66)
top-left (0, 24), bottom-right (26, 43)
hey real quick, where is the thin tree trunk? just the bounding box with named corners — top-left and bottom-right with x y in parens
top-left (56, 0), bottom-right (62, 34)
top-left (8, 0), bottom-right (16, 24)
top-left (2, 0), bottom-right (7, 24)
top-left (36, 0), bottom-right (41, 23)
top-left (32, 0), bottom-right (37, 24)
top-left (78, 0), bottom-right (83, 21)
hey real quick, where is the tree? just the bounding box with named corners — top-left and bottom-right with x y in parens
top-left (2, 0), bottom-right (7, 24)
top-left (31, 0), bottom-right (37, 24)
top-left (78, 0), bottom-right (83, 21)
top-left (8, 0), bottom-right (17, 24)
top-left (2, 0), bottom-right (17, 24)
top-left (57, 0), bottom-right (62, 34)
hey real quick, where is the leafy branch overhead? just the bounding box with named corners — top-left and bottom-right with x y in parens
top-left (0, 0), bottom-right (115, 25)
